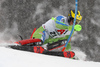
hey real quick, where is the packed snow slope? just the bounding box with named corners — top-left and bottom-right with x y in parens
top-left (0, 47), bottom-right (100, 67)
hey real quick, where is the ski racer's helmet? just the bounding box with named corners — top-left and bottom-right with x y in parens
top-left (68, 10), bottom-right (82, 24)
top-left (54, 15), bottom-right (69, 29)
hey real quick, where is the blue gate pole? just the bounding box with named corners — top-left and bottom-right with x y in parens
top-left (62, 0), bottom-right (78, 51)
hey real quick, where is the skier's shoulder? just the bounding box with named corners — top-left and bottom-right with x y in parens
top-left (42, 18), bottom-right (55, 29)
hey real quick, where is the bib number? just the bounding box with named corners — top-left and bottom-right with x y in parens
top-left (49, 29), bottom-right (68, 37)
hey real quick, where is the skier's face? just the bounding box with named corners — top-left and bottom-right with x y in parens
top-left (69, 20), bottom-right (74, 25)
top-left (69, 19), bottom-right (81, 25)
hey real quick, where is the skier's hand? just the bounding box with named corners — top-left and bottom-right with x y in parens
top-left (74, 24), bottom-right (82, 31)
top-left (68, 24), bottom-right (82, 31)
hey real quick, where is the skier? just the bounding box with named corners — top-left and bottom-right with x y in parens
top-left (12, 10), bottom-right (82, 58)
top-left (32, 9), bottom-right (82, 51)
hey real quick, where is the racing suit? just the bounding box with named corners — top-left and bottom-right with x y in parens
top-left (33, 15), bottom-right (74, 51)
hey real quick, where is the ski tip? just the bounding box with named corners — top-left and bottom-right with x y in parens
top-left (63, 51), bottom-right (75, 58)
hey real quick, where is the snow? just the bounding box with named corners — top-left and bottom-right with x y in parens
top-left (0, 47), bottom-right (100, 67)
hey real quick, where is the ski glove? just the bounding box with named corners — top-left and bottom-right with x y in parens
top-left (74, 24), bottom-right (82, 31)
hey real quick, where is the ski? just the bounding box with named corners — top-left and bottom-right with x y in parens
top-left (10, 46), bottom-right (75, 58)
top-left (46, 39), bottom-right (67, 51)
